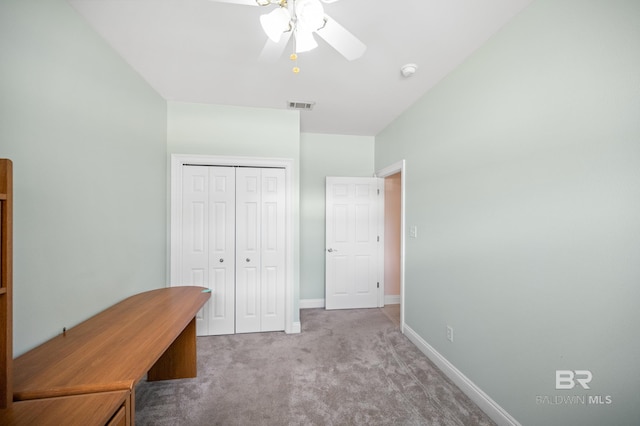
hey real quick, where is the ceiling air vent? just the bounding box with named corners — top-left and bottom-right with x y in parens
top-left (287, 101), bottom-right (315, 111)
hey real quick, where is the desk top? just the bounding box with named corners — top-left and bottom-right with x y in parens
top-left (13, 286), bottom-right (210, 401)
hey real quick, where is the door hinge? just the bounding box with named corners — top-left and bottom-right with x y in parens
top-left (377, 282), bottom-right (380, 288)
top-left (377, 188), bottom-right (380, 195)
top-left (377, 236), bottom-right (380, 242)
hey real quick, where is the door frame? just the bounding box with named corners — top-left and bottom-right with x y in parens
top-left (170, 154), bottom-right (297, 334)
top-left (375, 160), bottom-right (406, 332)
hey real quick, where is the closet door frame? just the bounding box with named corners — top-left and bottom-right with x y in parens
top-left (170, 154), bottom-right (297, 334)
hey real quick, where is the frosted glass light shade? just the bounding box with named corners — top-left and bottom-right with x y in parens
top-left (295, 29), bottom-right (318, 53)
top-left (296, 0), bottom-right (324, 32)
top-left (260, 7), bottom-right (291, 42)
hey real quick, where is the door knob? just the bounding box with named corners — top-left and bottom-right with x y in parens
top-left (219, 258), bottom-right (224, 263)
top-left (246, 258), bottom-right (251, 262)
top-left (328, 248), bottom-right (338, 253)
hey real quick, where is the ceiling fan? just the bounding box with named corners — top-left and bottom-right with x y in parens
top-left (210, 0), bottom-right (366, 63)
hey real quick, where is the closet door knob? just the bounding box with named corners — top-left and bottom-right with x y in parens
top-left (246, 258), bottom-right (251, 262)
top-left (219, 258), bottom-right (224, 263)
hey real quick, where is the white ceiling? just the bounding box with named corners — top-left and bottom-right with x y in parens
top-left (69, 0), bottom-right (534, 136)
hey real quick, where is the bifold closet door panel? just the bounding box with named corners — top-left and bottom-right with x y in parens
top-left (207, 166), bottom-right (236, 335)
top-left (181, 165), bottom-right (210, 335)
top-left (181, 166), bottom-right (235, 336)
top-left (235, 168), bottom-right (261, 333)
top-left (236, 168), bottom-right (286, 333)
top-left (259, 168), bottom-right (286, 332)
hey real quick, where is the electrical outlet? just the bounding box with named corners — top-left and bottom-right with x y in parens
top-left (446, 325), bottom-right (454, 342)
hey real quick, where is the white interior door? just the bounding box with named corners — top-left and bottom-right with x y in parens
top-left (181, 166), bottom-right (236, 336)
top-left (325, 177), bottom-right (383, 310)
top-left (236, 167), bottom-right (286, 333)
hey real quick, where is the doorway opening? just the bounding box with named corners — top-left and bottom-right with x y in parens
top-left (376, 160), bottom-right (405, 332)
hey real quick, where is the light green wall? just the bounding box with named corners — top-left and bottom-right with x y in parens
top-left (5, 1), bottom-right (637, 422)
top-left (0, 0), bottom-right (167, 355)
top-left (300, 133), bottom-right (375, 300)
top-left (167, 101), bottom-right (301, 321)
top-left (167, 102), bottom-right (300, 158)
top-left (375, 0), bottom-right (640, 425)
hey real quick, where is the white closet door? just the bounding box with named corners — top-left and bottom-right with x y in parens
top-left (207, 166), bottom-right (236, 335)
top-left (236, 168), bottom-right (286, 333)
top-left (182, 166), bottom-right (235, 336)
top-left (260, 168), bottom-right (286, 332)
top-left (236, 168), bottom-right (261, 333)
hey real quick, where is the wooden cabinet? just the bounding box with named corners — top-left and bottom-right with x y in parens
top-left (0, 390), bottom-right (130, 426)
top-left (106, 404), bottom-right (128, 426)
top-left (12, 287), bottom-right (209, 424)
top-left (0, 159), bottom-right (13, 409)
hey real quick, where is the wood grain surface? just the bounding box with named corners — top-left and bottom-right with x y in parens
top-left (13, 286), bottom-right (210, 401)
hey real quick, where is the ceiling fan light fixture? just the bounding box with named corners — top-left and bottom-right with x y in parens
top-left (295, 28), bottom-right (318, 53)
top-left (295, 0), bottom-right (325, 32)
top-left (260, 7), bottom-right (291, 42)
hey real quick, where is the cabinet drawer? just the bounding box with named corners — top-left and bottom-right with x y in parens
top-left (107, 404), bottom-right (127, 426)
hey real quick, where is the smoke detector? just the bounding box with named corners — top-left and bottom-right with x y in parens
top-left (401, 63), bottom-right (418, 77)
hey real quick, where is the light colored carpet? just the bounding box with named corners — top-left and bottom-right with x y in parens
top-left (135, 308), bottom-right (495, 426)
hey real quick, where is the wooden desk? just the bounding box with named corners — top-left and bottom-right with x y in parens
top-left (11, 286), bottom-right (210, 424)
top-left (0, 390), bottom-right (130, 426)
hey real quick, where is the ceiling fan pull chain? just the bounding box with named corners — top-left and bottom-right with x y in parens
top-left (290, 44), bottom-right (300, 74)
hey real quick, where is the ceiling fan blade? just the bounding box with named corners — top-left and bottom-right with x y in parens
top-left (259, 30), bottom-right (292, 62)
top-left (208, 0), bottom-right (260, 6)
top-left (316, 14), bottom-right (366, 61)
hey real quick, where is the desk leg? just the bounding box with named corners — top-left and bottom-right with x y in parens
top-left (147, 318), bottom-right (197, 381)
top-left (127, 388), bottom-right (134, 426)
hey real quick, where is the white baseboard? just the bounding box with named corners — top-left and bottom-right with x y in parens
top-left (384, 295), bottom-right (400, 305)
top-left (300, 298), bottom-right (325, 309)
top-left (301, 297), bottom-right (402, 308)
top-left (288, 321), bottom-right (301, 334)
top-left (403, 325), bottom-right (521, 426)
